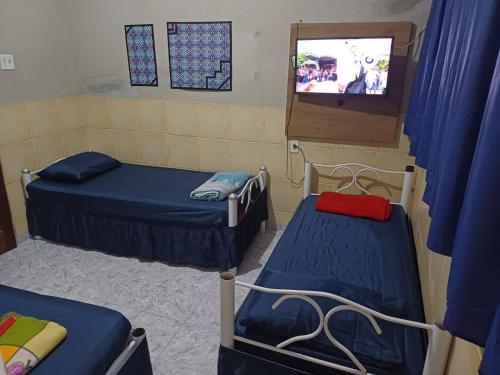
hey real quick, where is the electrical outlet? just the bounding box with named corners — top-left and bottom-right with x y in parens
top-left (0, 54), bottom-right (15, 70)
top-left (289, 140), bottom-right (299, 153)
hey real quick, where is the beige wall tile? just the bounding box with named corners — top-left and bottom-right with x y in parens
top-left (14, 217), bottom-right (28, 237)
top-left (300, 139), bottom-right (337, 149)
top-left (197, 138), bottom-right (230, 172)
top-left (138, 133), bottom-right (166, 166)
top-left (447, 338), bottom-right (482, 375)
top-left (369, 151), bottom-right (413, 200)
top-left (263, 107), bottom-right (286, 144)
top-left (397, 129), bottom-right (411, 154)
top-left (33, 134), bottom-right (64, 169)
top-left (0, 141), bottom-right (36, 184)
top-left (86, 129), bottom-right (112, 155)
top-left (26, 99), bottom-right (60, 138)
top-left (196, 103), bottom-right (229, 139)
top-left (228, 105), bottom-right (263, 142)
top-left (334, 147), bottom-right (376, 165)
top-left (268, 178), bottom-right (294, 213)
top-left (0, 102), bottom-right (30, 145)
top-left (166, 101), bottom-right (197, 136)
top-left (6, 182), bottom-right (25, 220)
top-left (136, 99), bottom-right (165, 134)
top-left (107, 97), bottom-right (137, 131)
top-left (228, 142), bottom-right (262, 173)
top-left (62, 129), bottom-right (87, 156)
top-left (57, 96), bottom-right (83, 131)
top-left (262, 143), bottom-right (287, 180)
top-left (83, 96), bottom-right (109, 128)
top-left (167, 135), bottom-right (199, 170)
top-left (109, 131), bottom-right (139, 163)
top-left (294, 146), bottom-right (335, 184)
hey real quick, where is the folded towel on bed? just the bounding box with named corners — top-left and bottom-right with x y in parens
top-left (0, 312), bottom-right (67, 374)
top-left (190, 172), bottom-right (252, 201)
top-left (315, 192), bottom-right (393, 221)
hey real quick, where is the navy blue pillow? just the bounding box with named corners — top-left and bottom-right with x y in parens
top-left (239, 269), bottom-right (406, 368)
top-left (38, 152), bottom-right (121, 183)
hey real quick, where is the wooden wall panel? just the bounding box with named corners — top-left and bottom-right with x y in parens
top-left (286, 22), bottom-right (414, 144)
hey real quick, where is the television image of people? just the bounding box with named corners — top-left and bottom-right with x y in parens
top-left (295, 37), bottom-right (393, 95)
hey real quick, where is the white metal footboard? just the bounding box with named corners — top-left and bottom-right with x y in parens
top-left (303, 161), bottom-right (415, 213)
top-left (219, 272), bottom-right (452, 375)
top-left (228, 165), bottom-right (267, 228)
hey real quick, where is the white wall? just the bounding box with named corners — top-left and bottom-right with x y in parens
top-left (0, 0), bottom-right (80, 102)
top-left (67, 0), bottom-right (431, 106)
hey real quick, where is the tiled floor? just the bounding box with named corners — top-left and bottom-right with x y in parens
top-left (0, 230), bottom-right (283, 374)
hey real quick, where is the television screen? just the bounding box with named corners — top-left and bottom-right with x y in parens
top-left (295, 37), bottom-right (394, 96)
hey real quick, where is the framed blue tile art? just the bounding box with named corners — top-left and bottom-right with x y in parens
top-left (167, 22), bottom-right (232, 91)
top-left (125, 24), bottom-right (158, 86)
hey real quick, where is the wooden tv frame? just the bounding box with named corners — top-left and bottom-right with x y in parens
top-left (285, 22), bottom-right (414, 144)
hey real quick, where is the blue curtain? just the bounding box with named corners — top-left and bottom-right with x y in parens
top-left (480, 305), bottom-right (500, 375)
top-left (404, 0), bottom-right (500, 346)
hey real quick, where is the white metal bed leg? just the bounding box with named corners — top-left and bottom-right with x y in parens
top-left (259, 166), bottom-right (267, 233)
top-left (422, 323), bottom-right (453, 375)
top-left (220, 272), bottom-right (235, 349)
top-left (21, 168), bottom-right (32, 198)
top-left (105, 328), bottom-right (146, 375)
top-left (400, 165), bottom-right (414, 213)
top-left (228, 193), bottom-right (238, 227)
top-left (259, 165), bottom-right (267, 191)
top-left (304, 161), bottom-right (312, 199)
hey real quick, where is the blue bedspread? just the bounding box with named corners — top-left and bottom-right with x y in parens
top-left (26, 164), bottom-right (268, 269)
top-left (27, 164), bottom-right (231, 226)
top-left (0, 285), bottom-right (152, 375)
top-left (233, 196), bottom-right (426, 375)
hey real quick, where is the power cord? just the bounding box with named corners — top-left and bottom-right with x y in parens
top-left (285, 20), bottom-right (305, 187)
top-left (395, 27), bottom-right (427, 60)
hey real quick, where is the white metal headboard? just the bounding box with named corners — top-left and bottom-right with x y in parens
top-left (303, 161), bottom-right (415, 213)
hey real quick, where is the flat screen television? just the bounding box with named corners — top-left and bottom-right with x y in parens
top-left (295, 37), bottom-right (394, 96)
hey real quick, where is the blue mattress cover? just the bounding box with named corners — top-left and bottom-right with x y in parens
top-left (0, 285), bottom-right (131, 374)
top-left (27, 164), bottom-right (231, 226)
top-left (235, 196), bottom-right (426, 374)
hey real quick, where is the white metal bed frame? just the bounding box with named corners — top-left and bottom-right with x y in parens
top-left (20, 154), bottom-right (268, 231)
top-left (219, 161), bottom-right (453, 375)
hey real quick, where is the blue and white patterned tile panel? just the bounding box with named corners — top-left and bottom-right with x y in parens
top-left (125, 24), bottom-right (158, 86)
top-left (167, 22), bottom-right (231, 90)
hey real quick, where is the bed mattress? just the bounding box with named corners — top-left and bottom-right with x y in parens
top-left (234, 196), bottom-right (426, 375)
top-left (25, 163), bottom-right (267, 268)
top-left (27, 163), bottom-right (231, 226)
top-left (0, 285), bottom-right (133, 374)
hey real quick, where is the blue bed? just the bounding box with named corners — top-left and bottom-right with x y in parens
top-left (0, 284), bottom-right (152, 375)
top-left (25, 163), bottom-right (268, 269)
top-left (219, 196), bottom-right (427, 375)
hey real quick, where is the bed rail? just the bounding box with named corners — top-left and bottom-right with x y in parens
top-left (303, 161), bottom-right (415, 213)
top-left (228, 165), bottom-right (267, 229)
top-left (220, 272), bottom-right (452, 375)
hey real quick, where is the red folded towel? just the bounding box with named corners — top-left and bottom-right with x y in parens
top-left (315, 192), bottom-right (393, 221)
